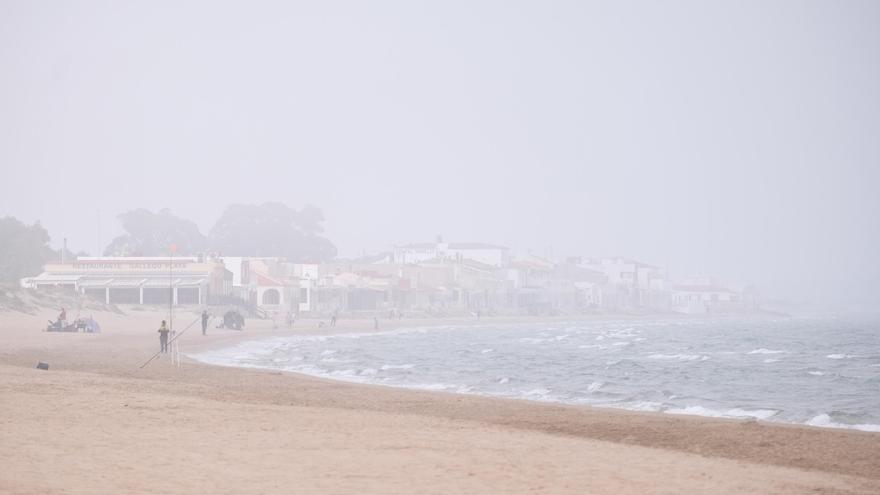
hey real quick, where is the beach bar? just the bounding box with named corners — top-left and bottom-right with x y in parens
top-left (21, 257), bottom-right (232, 306)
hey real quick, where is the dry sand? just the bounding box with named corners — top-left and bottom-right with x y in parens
top-left (1, 307), bottom-right (878, 494)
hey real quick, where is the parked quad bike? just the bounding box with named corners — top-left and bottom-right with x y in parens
top-left (218, 310), bottom-right (245, 331)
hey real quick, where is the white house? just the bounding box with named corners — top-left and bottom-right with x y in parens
top-left (671, 277), bottom-right (745, 314)
top-left (568, 257), bottom-right (669, 310)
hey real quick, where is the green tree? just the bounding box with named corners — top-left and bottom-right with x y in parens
top-left (0, 217), bottom-right (57, 284)
top-left (209, 203), bottom-right (336, 261)
top-left (104, 209), bottom-right (207, 256)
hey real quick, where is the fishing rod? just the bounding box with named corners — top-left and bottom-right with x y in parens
top-left (139, 315), bottom-right (201, 369)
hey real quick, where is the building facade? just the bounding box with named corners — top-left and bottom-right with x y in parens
top-left (22, 256), bottom-right (232, 306)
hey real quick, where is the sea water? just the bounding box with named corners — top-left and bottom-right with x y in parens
top-left (189, 315), bottom-right (880, 432)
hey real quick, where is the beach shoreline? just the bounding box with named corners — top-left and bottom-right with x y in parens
top-left (2, 307), bottom-right (879, 494)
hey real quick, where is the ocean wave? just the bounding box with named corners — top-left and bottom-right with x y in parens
top-left (826, 354), bottom-right (858, 359)
top-left (763, 359), bottom-right (780, 364)
top-left (748, 348), bottom-right (786, 355)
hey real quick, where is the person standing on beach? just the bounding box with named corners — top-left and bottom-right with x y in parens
top-left (373, 316), bottom-right (379, 330)
top-left (201, 310), bottom-right (209, 336)
top-left (57, 307), bottom-right (67, 327)
top-left (158, 320), bottom-right (170, 353)
top-left (286, 311), bottom-right (294, 329)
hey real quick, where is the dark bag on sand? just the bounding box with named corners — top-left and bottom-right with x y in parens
top-left (36, 362), bottom-right (49, 370)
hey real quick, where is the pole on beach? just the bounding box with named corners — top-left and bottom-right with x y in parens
top-left (169, 244), bottom-right (177, 365)
top-left (139, 315), bottom-right (200, 369)
top-left (169, 244), bottom-right (176, 340)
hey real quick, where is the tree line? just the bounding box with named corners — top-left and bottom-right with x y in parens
top-left (0, 203), bottom-right (337, 284)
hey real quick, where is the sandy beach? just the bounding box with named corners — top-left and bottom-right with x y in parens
top-left (1, 307), bottom-right (879, 494)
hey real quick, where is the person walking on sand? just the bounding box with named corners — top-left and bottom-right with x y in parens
top-left (158, 320), bottom-right (170, 353)
top-left (201, 310), bottom-right (209, 336)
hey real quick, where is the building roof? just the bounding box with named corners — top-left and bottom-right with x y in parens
top-left (458, 259), bottom-right (499, 272)
top-left (397, 243), bottom-right (438, 249)
top-left (447, 242), bottom-right (508, 250)
top-left (554, 264), bottom-right (608, 283)
top-left (672, 284), bottom-right (735, 293)
top-left (578, 257), bottom-right (659, 269)
top-left (29, 273), bottom-right (83, 283)
top-left (255, 272), bottom-right (287, 287)
top-left (397, 242), bottom-right (508, 250)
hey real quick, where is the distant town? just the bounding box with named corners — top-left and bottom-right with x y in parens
top-left (21, 238), bottom-right (759, 318)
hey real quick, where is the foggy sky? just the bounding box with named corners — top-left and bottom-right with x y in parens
top-left (1, 1), bottom-right (878, 306)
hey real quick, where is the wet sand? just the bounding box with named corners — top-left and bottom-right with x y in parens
top-left (1, 308), bottom-right (878, 494)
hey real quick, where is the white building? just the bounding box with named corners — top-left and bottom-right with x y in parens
top-left (671, 276), bottom-right (748, 314)
top-left (219, 258), bottom-right (320, 313)
top-left (568, 257), bottom-right (668, 310)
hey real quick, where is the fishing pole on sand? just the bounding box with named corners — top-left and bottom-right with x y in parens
top-left (139, 315), bottom-right (201, 369)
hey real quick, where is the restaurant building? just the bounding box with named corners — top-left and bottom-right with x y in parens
top-left (21, 256), bottom-right (232, 306)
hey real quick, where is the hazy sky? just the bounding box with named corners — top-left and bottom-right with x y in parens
top-left (1, 1), bottom-right (878, 304)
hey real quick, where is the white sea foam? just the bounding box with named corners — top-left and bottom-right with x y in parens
top-left (667, 406), bottom-right (778, 420)
top-left (520, 388), bottom-right (555, 401)
top-left (806, 414), bottom-right (880, 433)
top-left (380, 364), bottom-right (415, 370)
top-left (748, 348), bottom-right (786, 355)
top-left (497, 377), bottom-right (510, 384)
top-left (648, 354), bottom-right (709, 362)
top-left (587, 381), bottom-right (604, 393)
top-left (481, 348), bottom-right (494, 354)
top-left (826, 354), bottom-right (856, 359)
top-left (808, 371), bottom-right (826, 376)
top-left (763, 359), bottom-right (780, 364)
top-left (321, 357), bottom-right (353, 364)
top-left (600, 401), bottom-right (664, 412)
top-left (414, 383), bottom-right (452, 391)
